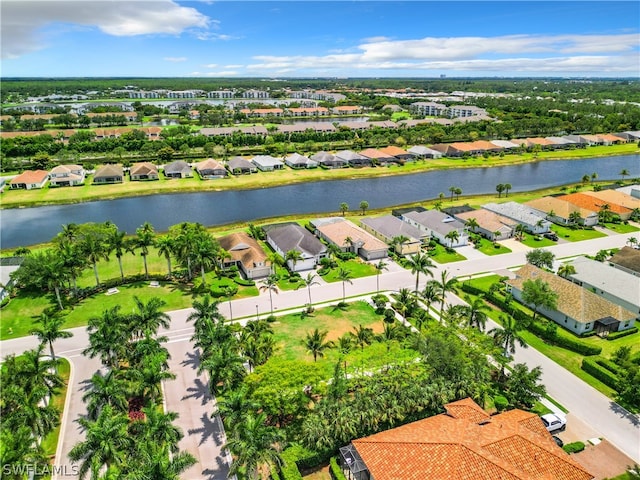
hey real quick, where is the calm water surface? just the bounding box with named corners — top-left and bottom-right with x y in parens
top-left (2, 155), bottom-right (638, 248)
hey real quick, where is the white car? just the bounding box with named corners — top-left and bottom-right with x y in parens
top-left (541, 413), bottom-right (566, 433)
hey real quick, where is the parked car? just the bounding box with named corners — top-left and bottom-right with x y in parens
top-left (543, 232), bottom-right (559, 241)
top-left (552, 435), bottom-right (564, 448)
top-left (541, 413), bottom-right (566, 432)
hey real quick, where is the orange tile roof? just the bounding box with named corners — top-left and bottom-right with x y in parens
top-left (351, 398), bottom-right (593, 480)
top-left (581, 190), bottom-right (640, 210)
top-left (559, 193), bottom-right (632, 215)
top-left (379, 145), bottom-right (409, 156)
top-left (10, 170), bottom-right (49, 185)
top-left (526, 137), bottom-right (554, 145)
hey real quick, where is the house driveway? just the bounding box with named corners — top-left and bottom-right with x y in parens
top-left (498, 238), bottom-right (532, 253)
top-left (456, 245), bottom-right (487, 261)
top-left (572, 440), bottom-right (637, 480)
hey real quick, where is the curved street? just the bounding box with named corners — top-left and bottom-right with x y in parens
top-left (1, 230), bottom-right (639, 479)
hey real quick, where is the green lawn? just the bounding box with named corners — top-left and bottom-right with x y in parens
top-left (268, 301), bottom-right (418, 377)
top-left (474, 237), bottom-right (512, 255)
top-left (551, 224), bottom-right (606, 242)
top-left (427, 243), bottom-right (467, 263)
top-left (322, 258), bottom-right (377, 283)
top-left (1, 292), bottom-right (56, 339)
top-left (601, 222), bottom-right (640, 234)
top-left (519, 233), bottom-right (557, 248)
top-left (41, 358), bottom-right (71, 459)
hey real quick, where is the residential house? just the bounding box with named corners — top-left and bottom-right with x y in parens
top-left (616, 184), bottom-right (640, 200)
top-left (9, 170), bottom-right (49, 190)
top-left (130, 162), bottom-right (159, 181)
top-left (311, 151), bottom-right (346, 169)
top-left (163, 160), bottom-right (193, 179)
top-left (525, 197), bottom-right (598, 227)
top-left (582, 190), bottom-right (640, 213)
top-left (567, 256), bottom-right (640, 321)
top-left (340, 397), bottom-right (593, 480)
top-left (93, 164), bottom-right (124, 184)
top-left (455, 209), bottom-right (516, 241)
top-left (312, 218), bottom-right (388, 261)
top-left (334, 150), bottom-right (371, 168)
top-left (360, 215), bottom-right (425, 255)
top-left (613, 131), bottom-right (640, 142)
top-left (285, 153), bottom-right (318, 169)
top-left (49, 164), bottom-right (85, 187)
top-left (252, 155), bottom-right (284, 172)
top-left (596, 133), bottom-right (625, 145)
top-left (277, 123), bottom-right (336, 134)
top-left (287, 107), bottom-right (329, 117)
top-left (401, 210), bottom-right (468, 247)
top-left (218, 232), bottom-right (271, 280)
top-left (559, 193), bottom-right (633, 221)
top-left (407, 145), bottom-right (443, 159)
top-left (545, 136), bottom-right (577, 148)
top-left (482, 202), bottom-right (551, 234)
top-left (265, 223), bottom-right (327, 272)
top-left (490, 139), bottom-right (521, 150)
top-left (196, 159), bottom-right (227, 179)
top-left (227, 156), bottom-right (257, 175)
top-left (523, 137), bottom-right (555, 149)
top-left (379, 145), bottom-right (415, 162)
top-left (609, 246), bottom-right (640, 277)
top-left (358, 148), bottom-right (398, 166)
top-left (565, 134), bottom-right (604, 146)
top-left (506, 264), bottom-right (636, 336)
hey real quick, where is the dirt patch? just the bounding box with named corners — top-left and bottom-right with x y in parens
top-left (303, 464), bottom-right (331, 480)
top-left (325, 317), bottom-right (383, 342)
top-left (572, 440), bottom-right (636, 480)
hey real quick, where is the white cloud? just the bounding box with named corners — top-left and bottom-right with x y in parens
top-left (1, 0), bottom-right (211, 59)
top-left (164, 57), bottom-right (187, 62)
top-left (203, 63), bottom-right (218, 68)
top-left (196, 32), bottom-right (239, 41)
top-left (246, 33), bottom-right (639, 75)
top-left (224, 64), bottom-right (243, 69)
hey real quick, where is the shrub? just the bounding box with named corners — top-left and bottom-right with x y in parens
top-left (384, 308), bottom-right (396, 323)
top-left (329, 457), bottom-right (347, 480)
top-left (581, 357), bottom-right (619, 390)
top-left (233, 277), bottom-right (255, 287)
top-left (494, 395), bottom-right (509, 412)
top-left (606, 327), bottom-right (638, 340)
top-left (563, 441), bottom-right (585, 454)
top-left (595, 358), bottom-right (624, 376)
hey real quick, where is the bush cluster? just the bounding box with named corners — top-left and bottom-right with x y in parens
top-left (581, 357), bottom-right (618, 390)
top-left (562, 441), bottom-right (586, 454)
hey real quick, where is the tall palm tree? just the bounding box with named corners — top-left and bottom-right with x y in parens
top-left (406, 252), bottom-right (434, 293)
top-left (134, 407), bottom-right (184, 454)
top-left (352, 324), bottom-right (375, 353)
top-left (436, 270), bottom-right (458, 322)
top-left (155, 234), bottom-right (175, 277)
top-left (503, 183), bottom-right (512, 197)
top-left (41, 252), bottom-right (68, 310)
top-left (192, 234), bottom-right (218, 286)
top-left (445, 230), bottom-right (460, 248)
top-left (336, 333), bottom-right (354, 374)
top-left (285, 249), bottom-right (303, 272)
top-left (299, 272), bottom-right (320, 308)
top-left (216, 388), bottom-right (260, 433)
top-left (339, 202), bottom-right (349, 217)
top-left (57, 240), bottom-right (84, 296)
top-left (374, 259), bottom-right (388, 293)
top-left (267, 251), bottom-right (285, 275)
top-left (187, 295), bottom-right (224, 333)
top-left (420, 280), bottom-right (442, 317)
top-left (82, 370), bottom-right (128, 421)
top-left (107, 227), bottom-right (128, 281)
top-left (225, 412), bottom-right (284, 480)
top-left (29, 312), bottom-right (73, 366)
top-left (21, 346), bottom-right (63, 400)
top-left (304, 328), bottom-right (333, 362)
top-left (83, 306), bottom-right (130, 369)
top-left (259, 274), bottom-right (279, 315)
top-left (337, 267), bottom-right (353, 304)
top-left (489, 314), bottom-right (528, 358)
top-left (134, 447), bottom-right (196, 480)
top-left (462, 294), bottom-right (490, 331)
top-left (377, 322), bottom-right (402, 353)
top-left (68, 405), bottom-right (132, 480)
top-left (620, 169), bottom-right (630, 181)
top-left (130, 296), bottom-right (171, 338)
top-left (81, 233), bottom-right (109, 287)
top-left (391, 288), bottom-right (415, 322)
top-left (465, 217), bottom-right (479, 233)
top-left (557, 263), bottom-right (577, 278)
top-left (135, 222), bottom-right (156, 279)
top-left (130, 356), bottom-right (176, 403)
top-left (496, 183), bottom-right (505, 198)
top-left (198, 345), bottom-right (246, 395)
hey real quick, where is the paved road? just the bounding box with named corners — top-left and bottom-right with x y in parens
top-left (2, 231), bottom-right (639, 477)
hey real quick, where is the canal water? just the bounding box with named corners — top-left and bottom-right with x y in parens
top-left (1, 155), bottom-right (638, 248)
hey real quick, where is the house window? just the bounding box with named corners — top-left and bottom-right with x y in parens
top-left (624, 322), bottom-right (630, 328)
top-left (574, 322), bottom-right (578, 329)
top-left (564, 318), bottom-right (568, 323)
top-left (586, 323), bottom-right (591, 329)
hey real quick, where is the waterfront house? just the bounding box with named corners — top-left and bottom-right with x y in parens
top-left (252, 155), bottom-right (284, 172)
top-left (163, 160), bottom-right (193, 179)
top-left (311, 151), bottom-right (346, 169)
top-left (525, 197), bottom-right (599, 227)
top-left (227, 156), bottom-right (257, 175)
top-left (334, 150), bottom-right (371, 168)
top-left (311, 218), bottom-right (389, 261)
top-left (609, 247), bottom-right (640, 277)
top-left (358, 148), bottom-right (398, 166)
top-left (9, 170), bottom-right (49, 190)
top-left (455, 209), bottom-right (516, 241)
top-left (379, 145), bottom-right (415, 161)
top-left (218, 232), bottom-right (271, 280)
top-left (360, 215), bottom-right (425, 255)
top-left (401, 210), bottom-right (468, 247)
top-left (285, 153), bottom-right (318, 169)
top-left (559, 193), bottom-right (633, 221)
top-left (196, 159), bottom-right (227, 179)
top-left (482, 202), bottom-right (551, 234)
top-left (130, 162), bottom-right (159, 181)
top-left (407, 145), bottom-right (443, 159)
top-left (49, 164), bottom-right (85, 187)
top-left (265, 223), bottom-right (327, 272)
top-left (506, 264), bottom-right (636, 336)
top-left (93, 164), bottom-right (123, 184)
top-left (582, 190), bottom-right (640, 213)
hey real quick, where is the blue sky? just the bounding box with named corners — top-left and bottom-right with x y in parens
top-left (1, 1), bottom-right (639, 78)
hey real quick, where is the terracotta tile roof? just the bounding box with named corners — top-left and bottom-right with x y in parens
top-left (379, 145), bottom-right (410, 156)
top-left (456, 209), bottom-right (516, 233)
top-left (10, 170), bottom-right (49, 185)
top-left (316, 219), bottom-right (388, 252)
top-left (358, 148), bottom-right (396, 159)
top-left (597, 133), bottom-right (624, 142)
top-left (559, 193), bottom-right (632, 215)
top-left (130, 162), bottom-right (158, 176)
top-left (582, 190), bottom-right (640, 211)
top-left (196, 158), bottom-right (225, 171)
top-left (506, 264), bottom-right (636, 323)
top-left (352, 398), bottom-right (593, 480)
top-left (526, 137), bottom-right (554, 146)
top-left (218, 232), bottom-right (269, 270)
top-left (525, 197), bottom-right (597, 219)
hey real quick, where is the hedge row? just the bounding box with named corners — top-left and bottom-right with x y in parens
top-left (606, 326), bottom-right (638, 340)
top-left (595, 357), bottom-right (624, 376)
top-left (581, 357), bottom-right (619, 391)
top-left (329, 457), bottom-right (347, 480)
top-left (460, 283), bottom-right (601, 356)
top-left (233, 277), bottom-right (255, 287)
top-left (277, 444), bottom-right (331, 480)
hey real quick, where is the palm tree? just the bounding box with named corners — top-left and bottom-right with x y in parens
top-left (187, 295), bottom-right (224, 332)
top-left (337, 267), bottom-right (353, 303)
top-left (339, 202), bottom-right (349, 217)
top-left (336, 333), bottom-right (354, 373)
top-left (225, 412), bottom-right (284, 480)
top-left (489, 314), bottom-right (528, 359)
top-left (130, 296), bottom-right (171, 338)
top-left (377, 322), bottom-right (402, 353)
top-left (496, 183), bottom-right (505, 198)
top-left (83, 306), bottom-right (129, 369)
top-left (259, 274), bottom-right (279, 315)
top-left (436, 270), bottom-right (458, 321)
top-left (359, 200), bottom-right (369, 215)
top-left (134, 407), bottom-right (184, 454)
top-left (57, 240), bottom-right (84, 297)
top-left (581, 174), bottom-right (591, 185)
top-left (374, 259), bottom-right (388, 293)
top-left (557, 263), bottom-right (577, 278)
top-left (29, 313), bottom-right (73, 366)
top-left (390, 235), bottom-right (410, 255)
top-left (391, 288), bottom-right (415, 322)
top-left (135, 222), bottom-right (155, 279)
top-left (449, 185), bottom-right (457, 201)
top-left (267, 251), bottom-right (285, 275)
top-left (68, 405), bottom-right (132, 480)
top-left (107, 227), bottom-right (128, 281)
top-left (299, 272), bottom-right (320, 309)
top-left (304, 328), bottom-right (333, 362)
top-left (285, 249), bottom-right (303, 272)
top-left (406, 252), bottom-right (434, 293)
top-left (130, 356), bottom-right (176, 403)
top-left (568, 211), bottom-right (582, 227)
top-left (420, 280), bottom-right (442, 317)
top-left (216, 388), bottom-right (260, 433)
top-left (620, 169), bottom-right (630, 181)
top-left (352, 324), bottom-right (374, 352)
top-left (82, 370), bottom-right (128, 420)
top-left (591, 172), bottom-right (598, 183)
top-left (155, 234), bottom-right (174, 277)
top-left (454, 187), bottom-right (462, 200)
top-left (41, 254), bottom-right (68, 311)
top-left (445, 230), bottom-right (460, 248)
top-left (465, 217), bottom-right (479, 233)
top-left (134, 448), bottom-right (196, 480)
top-left (503, 183), bottom-right (512, 197)
top-left (514, 223), bottom-right (526, 241)
top-left (80, 233), bottom-right (108, 287)
top-left (462, 294), bottom-right (490, 331)
top-left (192, 234), bottom-right (218, 287)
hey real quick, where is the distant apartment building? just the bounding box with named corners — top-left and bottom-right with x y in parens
top-left (410, 102), bottom-right (447, 116)
top-left (410, 102), bottom-right (488, 119)
top-left (289, 89), bottom-right (346, 102)
top-left (207, 90), bottom-right (235, 99)
top-left (242, 89), bottom-right (270, 99)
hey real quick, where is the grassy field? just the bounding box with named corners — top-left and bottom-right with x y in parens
top-left (474, 237), bottom-right (512, 255)
top-left (551, 224), bottom-right (607, 242)
top-left (2, 143), bottom-right (637, 209)
top-left (269, 301), bottom-right (418, 377)
top-left (601, 222), bottom-right (640, 234)
top-left (321, 258), bottom-right (378, 283)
